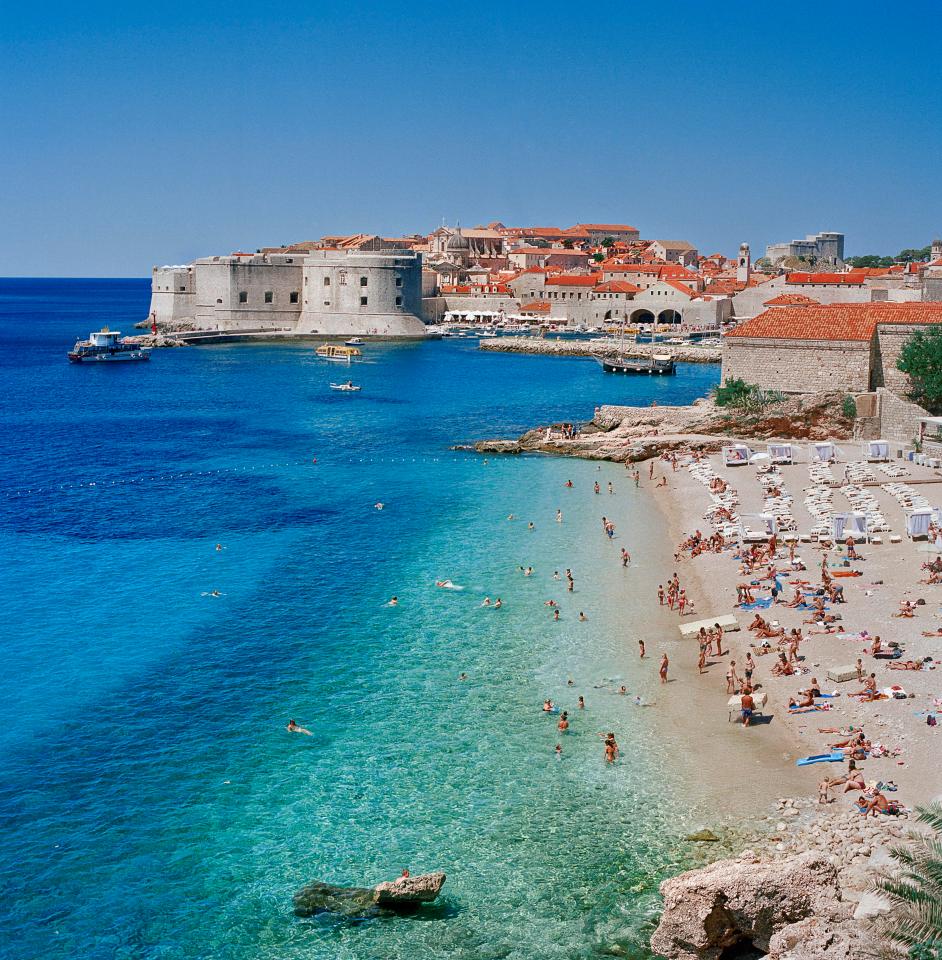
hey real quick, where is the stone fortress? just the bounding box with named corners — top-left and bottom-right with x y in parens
top-left (149, 225), bottom-right (942, 341)
top-left (150, 248), bottom-right (427, 339)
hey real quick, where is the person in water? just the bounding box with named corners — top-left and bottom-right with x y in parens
top-left (388, 596), bottom-right (399, 606)
top-left (638, 639), bottom-right (646, 659)
top-left (494, 597), bottom-right (503, 608)
top-left (557, 711), bottom-right (569, 733)
top-left (579, 611), bottom-right (587, 621)
top-left (577, 695), bottom-right (585, 709)
top-left (286, 719), bottom-right (312, 736)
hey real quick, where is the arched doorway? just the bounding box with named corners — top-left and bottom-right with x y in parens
top-left (658, 309), bottom-right (682, 325)
top-left (629, 309), bottom-right (655, 325)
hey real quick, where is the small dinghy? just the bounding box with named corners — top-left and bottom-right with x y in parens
top-left (330, 382), bottom-right (361, 392)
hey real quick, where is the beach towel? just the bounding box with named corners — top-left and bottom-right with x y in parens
top-left (874, 651), bottom-right (903, 660)
top-left (789, 705), bottom-right (831, 713)
top-left (740, 598), bottom-right (773, 610)
top-left (796, 751), bottom-right (844, 766)
top-left (832, 570), bottom-right (863, 578)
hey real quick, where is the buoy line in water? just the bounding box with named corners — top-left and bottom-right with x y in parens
top-left (0, 455), bottom-right (491, 499)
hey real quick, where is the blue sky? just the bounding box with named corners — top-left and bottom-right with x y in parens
top-left (1, 1), bottom-right (940, 276)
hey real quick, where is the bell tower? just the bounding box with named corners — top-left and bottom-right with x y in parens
top-left (737, 242), bottom-right (751, 283)
top-left (932, 237), bottom-right (942, 262)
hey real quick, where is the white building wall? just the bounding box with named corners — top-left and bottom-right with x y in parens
top-left (297, 250), bottom-right (427, 337)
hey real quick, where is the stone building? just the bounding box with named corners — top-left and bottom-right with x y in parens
top-left (649, 240), bottom-right (698, 267)
top-left (765, 231), bottom-right (845, 266)
top-left (149, 248), bottom-right (427, 338)
top-left (721, 302), bottom-right (942, 394)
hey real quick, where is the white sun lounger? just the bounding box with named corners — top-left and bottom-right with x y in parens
top-left (679, 614), bottom-right (740, 638)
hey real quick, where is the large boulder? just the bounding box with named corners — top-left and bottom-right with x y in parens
top-left (767, 917), bottom-right (872, 959)
top-left (650, 853), bottom-right (850, 959)
top-left (374, 871), bottom-right (446, 905)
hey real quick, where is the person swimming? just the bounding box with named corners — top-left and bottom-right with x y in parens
top-left (286, 719), bottom-right (312, 736)
top-left (543, 699), bottom-right (555, 712)
top-left (374, 502), bottom-right (384, 510)
top-left (388, 596), bottom-right (399, 606)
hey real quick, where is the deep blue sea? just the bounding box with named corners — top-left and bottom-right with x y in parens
top-left (0, 279), bottom-right (720, 960)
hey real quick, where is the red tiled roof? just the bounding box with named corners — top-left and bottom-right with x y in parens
top-left (785, 271), bottom-right (867, 285)
top-left (727, 303), bottom-right (942, 342)
top-left (575, 223), bottom-right (638, 232)
top-left (520, 300), bottom-right (551, 313)
top-left (661, 279), bottom-right (696, 298)
top-left (593, 280), bottom-right (642, 294)
top-left (544, 273), bottom-right (602, 286)
top-left (763, 293), bottom-right (820, 306)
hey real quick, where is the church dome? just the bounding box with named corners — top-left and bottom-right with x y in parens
top-left (446, 228), bottom-right (470, 252)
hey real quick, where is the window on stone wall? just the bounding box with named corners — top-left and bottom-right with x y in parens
top-left (395, 276), bottom-right (402, 287)
top-left (239, 291), bottom-right (247, 303)
top-left (396, 296), bottom-right (402, 306)
top-left (360, 276), bottom-right (368, 286)
top-left (360, 296), bottom-right (368, 306)
top-left (324, 276), bottom-right (330, 286)
top-left (339, 272), bottom-right (347, 285)
top-left (264, 291), bottom-right (273, 303)
top-left (290, 291), bottom-right (299, 304)
top-left (179, 286), bottom-right (186, 291)
top-left (216, 298), bottom-right (222, 304)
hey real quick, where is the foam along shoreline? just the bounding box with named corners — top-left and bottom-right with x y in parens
top-left (478, 335), bottom-right (721, 363)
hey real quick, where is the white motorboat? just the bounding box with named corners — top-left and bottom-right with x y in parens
top-left (330, 381), bottom-right (361, 392)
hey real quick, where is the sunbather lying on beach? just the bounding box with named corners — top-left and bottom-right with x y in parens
top-left (895, 600), bottom-right (916, 618)
top-left (887, 659), bottom-right (932, 670)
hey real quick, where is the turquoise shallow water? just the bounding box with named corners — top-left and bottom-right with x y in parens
top-left (0, 279), bottom-right (720, 959)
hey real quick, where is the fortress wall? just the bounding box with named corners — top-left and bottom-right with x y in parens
top-left (150, 267), bottom-right (196, 324)
top-left (721, 337), bottom-right (874, 393)
top-left (193, 258), bottom-right (302, 331)
top-left (297, 250), bottom-right (427, 337)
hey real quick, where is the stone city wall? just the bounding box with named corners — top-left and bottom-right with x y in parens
top-left (874, 387), bottom-right (929, 445)
top-left (721, 338), bottom-right (874, 393)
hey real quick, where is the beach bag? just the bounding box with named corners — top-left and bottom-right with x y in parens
top-left (928, 714), bottom-right (937, 727)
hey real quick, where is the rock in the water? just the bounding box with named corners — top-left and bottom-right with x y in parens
top-left (650, 852), bottom-right (849, 960)
top-left (293, 872), bottom-right (446, 918)
top-left (374, 872), bottom-right (446, 905)
top-left (684, 830), bottom-right (721, 843)
top-left (293, 881), bottom-right (381, 918)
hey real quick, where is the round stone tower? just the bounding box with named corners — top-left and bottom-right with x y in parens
top-left (297, 249), bottom-right (428, 338)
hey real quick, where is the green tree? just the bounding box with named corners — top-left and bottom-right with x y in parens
top-left (601, 236), bottom-right (616, 248)
top-left (872, 804), bottom-right (942, 954)
top-left (592, 252), bottom-right (605, 262)
top-left (847, 255), bottom-right (895, 268)
top-left (897, 328), bottom-right (942, 413)
top-left (898, 246), bottom-right (932, 263)
top-left (562, 239), bottom-right (574, 249)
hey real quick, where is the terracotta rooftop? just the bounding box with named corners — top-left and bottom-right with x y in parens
top-left (545, 273), bottom-right (602, 286)
top-left (575, 223), bottom-right (638, 232)
top-left (727, 303), bottom-right (942, 342)
top-left (785, 271), bottom-right (867, 285)
top-left (593, 280), bottom-right (642, 294)
top-left (763, 293), bottom-right (820, 306)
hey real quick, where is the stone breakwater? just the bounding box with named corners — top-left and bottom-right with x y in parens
top-left (478, 336), bottom-right (721, 363)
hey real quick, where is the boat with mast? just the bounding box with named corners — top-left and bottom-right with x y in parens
top-left (593, 317), bottom-right (675, 375)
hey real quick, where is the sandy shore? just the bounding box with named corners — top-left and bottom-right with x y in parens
top-left (650, 452), bottom-right (942, 810)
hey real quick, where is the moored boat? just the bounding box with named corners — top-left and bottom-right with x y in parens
top-left (344, 337), bottom-right (364, 346)
top-left (595, 352), bottom-right (675, 375)
top-left (330, 381), bottom-right (361, 391)
top-left (68, 328), bottom-right (150, 363)
top-left (316, 344), bottom-right (361, 363)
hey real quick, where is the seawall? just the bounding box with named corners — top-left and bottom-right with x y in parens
top-left (478, 336), bottom-right (721, 363)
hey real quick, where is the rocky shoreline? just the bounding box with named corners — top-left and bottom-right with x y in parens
top-left (478, 336), bottom-right (721, 363)
top-left (651, 796), bottom-right (913, 959)
top-left (463, 393), bottom-right (855, 463)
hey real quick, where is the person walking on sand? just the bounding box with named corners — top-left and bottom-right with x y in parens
top-left (726, 660), bottom-right (739, 694)
top-left (638, 638), bottom-right (645, 659)
top-left (659, 653), bottom-right (669, 684)
top-left (657, 584), bottom-right (665, 605)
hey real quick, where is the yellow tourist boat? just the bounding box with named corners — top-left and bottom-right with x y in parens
top-left (316, 344), bottom-right (361, 363)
